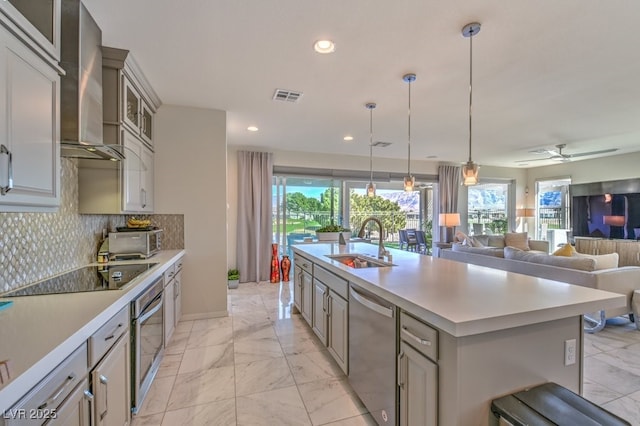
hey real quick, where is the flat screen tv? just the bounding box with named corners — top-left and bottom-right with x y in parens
top-left (570, 178), bottom-right (640, 240)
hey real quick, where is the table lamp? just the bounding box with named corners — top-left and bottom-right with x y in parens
top-left (440, 213), bottom-right (461, 243)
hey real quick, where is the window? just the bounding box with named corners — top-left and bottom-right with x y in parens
top-left (535, 178), bottom-right (571, 243)
top-left (467, 182), bottom-right (510, 235)
top-left (272, 171), bottom-right (435, 254)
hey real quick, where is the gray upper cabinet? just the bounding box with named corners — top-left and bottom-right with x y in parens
top-left (77, 46), bottom-right (160, 214)
top-left (0, 0), bottom-right (61, 62)
top-left (0, 5), bottom-right (61, 212)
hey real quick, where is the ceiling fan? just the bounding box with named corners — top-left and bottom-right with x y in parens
top-left (516, 144), bottom-right (618, 163)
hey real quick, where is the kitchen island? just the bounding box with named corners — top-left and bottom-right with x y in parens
top-left (293, 242), bottom-right (626, 425)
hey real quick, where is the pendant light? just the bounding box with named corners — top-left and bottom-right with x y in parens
top-left (403, 73), bottom-right (416, 192)
top-left (365, 102), bottom-right (377, 197)
top-left (461, 22), bottom-right (481, 186)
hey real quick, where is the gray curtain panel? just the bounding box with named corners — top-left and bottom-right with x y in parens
top-left (438, 165), bottom-right (461, 213)
top-left (237, 151), bottom-right (273, 283)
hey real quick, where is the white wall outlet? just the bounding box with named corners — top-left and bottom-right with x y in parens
top-left (565, 339), bottom-right (577, 366)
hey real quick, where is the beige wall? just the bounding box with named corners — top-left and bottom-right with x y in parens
top-left (155, 105), bottom-right (228, 319)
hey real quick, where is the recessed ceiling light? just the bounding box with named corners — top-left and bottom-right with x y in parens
top-left (343, 136), bottom-right (353, 141)
top-left (247, 126), bottom-right (259, 132)
top-left (313, 40), bottom-right (335, 54)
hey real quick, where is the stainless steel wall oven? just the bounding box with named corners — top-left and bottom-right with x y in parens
top-left (130, 276), bottom-right (164, 414)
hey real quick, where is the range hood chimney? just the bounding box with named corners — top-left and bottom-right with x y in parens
top-left (60, 0), bottom-right (124, 161)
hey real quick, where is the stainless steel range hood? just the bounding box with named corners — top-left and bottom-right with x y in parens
top-left (59, 0), bottom-right (124, 161)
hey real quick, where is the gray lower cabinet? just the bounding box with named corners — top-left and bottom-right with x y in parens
top-left (311, 266), bottom-right (349, 374)
top-left (91, 331), bottom-right (130, 426)
top-left (52, 377), bottom-right (92, 426)
top-left (398, 312), bottom-right (438, 426)
top-left (398, 341), bottom-right (437, 426)
top-left (312, 279), bottom-right (328, 344)
top-left (327, 290), bottom-right (348, 373)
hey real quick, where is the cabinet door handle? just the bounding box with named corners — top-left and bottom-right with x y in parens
top-left (99, 375), bottom-right (109, 420)
top-left (0, 144), bottom-right (13, 195)
top-left (401, 326), bottom-right (432, 346)
top-left (397, 352), bottom-right (405, 389)
top-left (84, 389), bottom-right (94, 425)
top-left (141, 188), bottom-right (147, 208)
top-left (327, 295), bottom-right (332, 316)
top-left (322, 291), bottom-right (327, 312)
top-left (38, 373), bottom-right (76, 409)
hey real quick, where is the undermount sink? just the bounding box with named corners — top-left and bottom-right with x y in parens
top-left (325, 253), bottom-right (394, 268)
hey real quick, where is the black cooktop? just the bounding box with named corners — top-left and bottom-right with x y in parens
top-left (2, 263), bottom-right (158, 297)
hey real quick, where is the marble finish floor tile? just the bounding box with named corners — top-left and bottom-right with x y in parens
top-left (156, 353), bottom-right (183, 378)
top-left (174, 320), bottom-right (194, 334)
top-left (278, 329), bottom-right (326, 356)
top-left (131, 413), bottom-right (165, 426)
top-left (235, 356), bottom-right (296, 396)
top-left (234, 336), bottom-right (284, 363)
top-left (161, 398), bottom-right (236, 426)
top-left (322, 413), bottom-right (378, 426)
top-left (187, 326), bottom-right (233, 349)
top-left (191, 316), bottom-right (232, 331)
top-left (236, 385), bottom-right (311, 426)
top-left (178, 341), bottom-right (234, 375)
top-left (583, 378), bottom-right (624, 405)
top-left (297, 377), bottom-right (367, 425)
top-left (601, 396), bottom-right (640, 424)
top-left (167, 366), bottom-right (236, 411)
top-left (136, 376), bottom-right (176, 416)
top-left (287, 350), bottom-right (345, 385)
top-left (164, 331), bottom-right (189, 355)
top-left (584, 355), bottom-right (640, 395)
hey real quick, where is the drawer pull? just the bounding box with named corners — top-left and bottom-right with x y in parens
top-left (38, 373), bottom-right (76, 409)
top-left (104, 323), bottom-right (124, 341)
top-left (402, 326), bottom-right (432, 346)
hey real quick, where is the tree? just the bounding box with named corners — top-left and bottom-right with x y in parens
top-left (286, 192), bottom-right (322, 216)
top-left (350, 192), bottom-right (406, 235)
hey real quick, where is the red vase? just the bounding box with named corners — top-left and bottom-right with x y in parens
top-left (270, 243), bottom-right (280, 283)
top-left (281, 255), bottom-right (291, 282)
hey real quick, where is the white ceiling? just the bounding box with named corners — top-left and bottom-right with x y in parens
top-left (83, 0), bottom-right (640, 169)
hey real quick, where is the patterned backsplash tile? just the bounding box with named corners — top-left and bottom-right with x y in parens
top-left (0, 159), bottom-right (184, 293)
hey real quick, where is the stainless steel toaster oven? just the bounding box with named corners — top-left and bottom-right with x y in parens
top-left (108, 229), bottom-right (162, 260)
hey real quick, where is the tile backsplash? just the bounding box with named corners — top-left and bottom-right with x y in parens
top-left (0, 159), bottom-right (184, 293)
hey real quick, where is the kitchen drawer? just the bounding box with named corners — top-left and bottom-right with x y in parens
top-left (400, 311), bottom-right (438, 362)
top-left (89, 306), bottom-right (129, 367)
top-left (314, 265), bottom-right (348, 300)
top-left (296, 254), bottom-right (313, 275)
top-left (175, 256), bottom-right (184, 272)
top-left (7, 344), bottom-right (88, 425)
top-left (164, 263), bottom-right (176, 284)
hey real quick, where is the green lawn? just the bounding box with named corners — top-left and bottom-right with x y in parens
top-left (274, 218), bottom-right (321, 234)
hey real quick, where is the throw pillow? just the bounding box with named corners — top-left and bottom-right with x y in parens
top-left (552, 243), bottom-right (576, 257)
top-left (487, 235), bottom-right (505, 248)
top-left (454, 231), bottom-right (469, 243)
top-left (573, 252), bottom-right (619, 270)
top-left (463, 236), bottom-right (485, 247)
top-left (504, 232), bottom-right (530, 251)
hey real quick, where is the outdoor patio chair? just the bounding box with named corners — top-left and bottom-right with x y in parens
top-left (398, 229), bottom-right (409, 250)
top-left (415, 230), bottom-right (430, 255)
top-left (406, 229), bottom-right (418, 252)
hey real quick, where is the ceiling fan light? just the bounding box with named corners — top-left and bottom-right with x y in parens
top-left (404, 175), bottom-right (415, 192)
top-left (462, 161), bottom-right (479, 186)
top-left (366, 181), bottom-right (376, 197)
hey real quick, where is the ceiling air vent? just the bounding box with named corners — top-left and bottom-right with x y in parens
top-left (273, 89), bottom-right (303, 102)
top-left (372, 141), bottom-right (392, 148)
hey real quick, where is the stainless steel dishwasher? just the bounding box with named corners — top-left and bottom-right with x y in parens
top-left (348, 283), bottom-right (397, 425)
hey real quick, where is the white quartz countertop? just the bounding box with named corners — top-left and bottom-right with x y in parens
top-left (293, 243), bottom-right (626, 338)
top-left (0, 250), bottom-right (185, 412)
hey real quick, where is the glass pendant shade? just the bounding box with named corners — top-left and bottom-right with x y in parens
top-left (366, 181), bottom-right (376, 197)
top-left (403, 176), bottom-right (415, 192)
top-left (462, 160), bottom-right (479, 186)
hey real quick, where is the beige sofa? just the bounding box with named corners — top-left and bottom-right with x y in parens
top-left (441, 244), bottom-right (640, 333)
